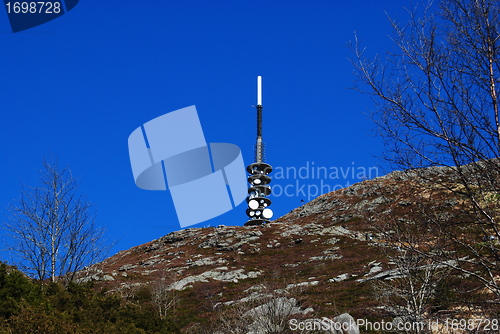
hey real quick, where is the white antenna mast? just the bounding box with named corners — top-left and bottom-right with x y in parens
top-left (257, 75), bottom-right (262, 106)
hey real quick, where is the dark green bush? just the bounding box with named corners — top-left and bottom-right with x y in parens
top-left (0, 262), bottom-right (180, 333)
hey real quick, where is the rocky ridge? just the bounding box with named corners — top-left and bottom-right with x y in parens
top-left (75, 166), bottom-right (478, 333)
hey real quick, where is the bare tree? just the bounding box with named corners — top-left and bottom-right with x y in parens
top-left (3, 157), bottom-right (108, 282)
top-left (353, 0), bottom-right (500, 169)
top-left (352, 0), bottom-right (500, 312)
top-left (373, 248), bottom-right (451, 333)
top-left (150, 273), bottom-right (179, 320)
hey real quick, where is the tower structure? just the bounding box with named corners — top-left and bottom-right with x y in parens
top-left (245, 76), bottom-right (273, 226)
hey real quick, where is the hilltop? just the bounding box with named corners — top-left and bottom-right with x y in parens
top-left (70, 164), bottom-right (499, 333)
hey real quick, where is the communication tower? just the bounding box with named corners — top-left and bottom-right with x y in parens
top-left (245, 76), bottom-right (273, 226)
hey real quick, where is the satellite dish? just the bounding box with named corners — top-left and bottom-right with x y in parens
top-left (249, 199), bottom-right (259, 210)
top-left (262, 208), bottom-right (273, 219)
top-left (249, 211), bottom-right (255, 216)
top-left (256, 210), bottom-right (261, 216)
top-left (254, 178), bottom-right (262, 185)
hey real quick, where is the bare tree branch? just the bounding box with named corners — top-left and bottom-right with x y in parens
top-left (2, 157), bottom-right (110, 282)
top-left (352, 0), bottom-right (500, 318)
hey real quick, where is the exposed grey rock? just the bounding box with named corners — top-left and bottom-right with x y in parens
top-left (75, 272), bottom-right (115, 283)
top-left (140, 258), bottom-right (163, 266)
top-left (223, 285), bottom-right (274, 306)
top-left (317, 226), bottom-right (351, 236)
top-left (245, 297), bottom-right (314, 334)
top-left (118, 264), bottom-right (137, 271)
top-left (168, 268), bottom-right (262, 290)
top-left (309, 254), bottom-right (342, 261)
top-left (75, 275), bottom-right (98, 283)
top-left (167, 251), bottom-right (185, 256)
top-left (325, 237), bottom-right (340, 245)
top-left (333, 313), bottom-right (360, 334)
top-left (356, 268), bottom-right (402, 283)
top-left (152, 228), bottom-right (204, 249)
top-left (367, 265), bottom-right (383, 275)
top-left (187, 256), bottom-right (228, 267)
top-left (328, 273), bottom-right (349, 283)
top-left (286, 280), bottom-right (319, 290)
top-left (280, 224), bottom-right (304, 237)
top-left (351, 196), bottom-right (391, 213)
top-left (198, 229), bottom-right (262, 251)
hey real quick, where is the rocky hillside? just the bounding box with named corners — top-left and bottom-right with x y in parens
top-left (75, 166), bottom-right (498, 333)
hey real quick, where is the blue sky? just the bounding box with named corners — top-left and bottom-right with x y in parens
top-left (0, 1), bottom-right (409, 259)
